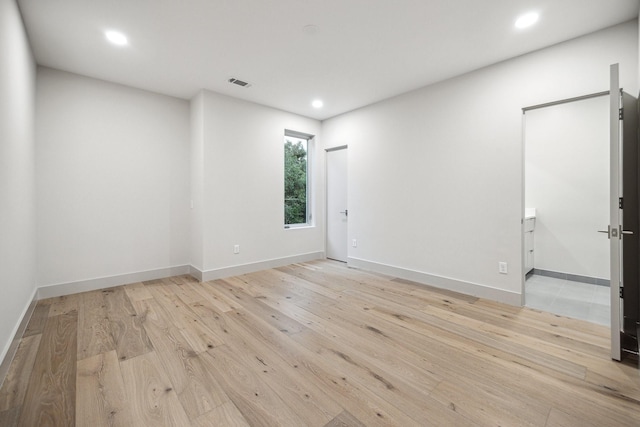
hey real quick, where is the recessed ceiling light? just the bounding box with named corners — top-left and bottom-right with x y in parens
top-left (515, 12), bottom-right (539, 29)
top-left (105, 30), bottom-right (128, 46)
top-left (312, 100), bottom-right (323, 108)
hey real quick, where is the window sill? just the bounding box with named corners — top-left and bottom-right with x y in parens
top-left (284, 224), bottom-right (315, 230)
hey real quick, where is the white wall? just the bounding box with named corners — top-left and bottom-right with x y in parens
top-left (0, 0), bottom-right (36, 364)
top-left (525, 96), bottom-right (609, 280)
top-left (190, 91), bottom-right (205, 273)
top-left (36, 68), bottom-right (190, 288)
top-left (191, 91), bottom-right (323, 278)
top-left (322, 21), bottom-right (638, 304)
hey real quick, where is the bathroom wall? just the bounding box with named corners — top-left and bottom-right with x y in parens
top-left (525, 95), bottom-right (610, 280)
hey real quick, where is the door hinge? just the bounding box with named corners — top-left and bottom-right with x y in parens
top-left (619, 108), bottom-right (624, 120)
top-left (619, 197), bottom-right (624, 209)
top-left (620, 287), bottom-right (624, 299)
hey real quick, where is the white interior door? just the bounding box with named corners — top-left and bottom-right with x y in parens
top-left (326, 147), bottom-right (348, 262)
top-left (609, 63), bottom-right (622, 361)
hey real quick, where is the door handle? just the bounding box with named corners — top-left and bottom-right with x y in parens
top-left (620, 226), bottom-right (633, 235)
top-left (598, 226), bottom-right (633, 238)
top-left (597, 226), bottom-right (610, 238)
top-left (340, 210), bottom-right (348, 216)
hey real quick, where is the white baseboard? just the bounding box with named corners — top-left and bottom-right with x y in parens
top-left (0, 286), bottom-right (38, 389)
top-left (348, 257), bottom-right (522, 306)
top-left (189, 265), bottom-right (203, 282)
top-left (36, 253), bottom-right (326, 298)
top-left (37, 265), bottom-right (191, 299)
top-left (193, 251), bottom-right (325, 282)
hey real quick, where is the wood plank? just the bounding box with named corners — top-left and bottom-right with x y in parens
top-left (214, 279), bottom-right (308, 335)
top-left (0, 405), bottom-right (20, 426)
top-left (289, 328), bottom-right (474, 427)
top-left (475, 298), bottom-right (610, 338)
top-left (433, 296), bottom-right (610, 358)
top-left (275, 264), bottom-right (351, 294)
top-left (220, 295), bottom-right (461, 426)
top-left (131, 297), bottom-right (162, 320)
top-left (186, 284), bottom-right (235, 313)
top-left (219, 311), bottom-right (342, 426)
top-left (141, 299), bottom-right (229, 420)
top-left (193, 280), bottom-right (242, 312)
top-left (200, 345), bottom-right (309, 427)
top-left (209, 308), bottom-right (396, 426)
top-left (259, 297), bottom-right (445, 394)
top-left (76, 350), bottom-right (130, 427)
top-left (339, 291), bottom-right (587, 380)
top-left (244, 268), bottom-right (342, 304)
top-left (145, 284), bottom-right (225, 352)
top-left (123, 282), bottom-right (153, 302)
top-left (281, 292), bottom-right (555, 425)
top-left (323, 410), bottom-right (367, 427)
top-left (161, 276), bottom-right (204, 306)
top-left (288, 292), bottom-right (561, 424)
top-left (48, 294), bottom-right (80, 317)
top-left (22, 304), bottom-right (50, 337)
top-left (0, 334), bottom-right (41, 412)
top-left (545, 407), bottom-right (601, 427)
top-left (192, 402), bottom-right (251, 427)
top-left (393, 277), bottom-right (480, 303)
top-left (103, 287), bottom-right (153, 361)
top-left (367, 304), bottom-right (640, 425)
top-left (77, 290), bottom-right (116, 360)
top-left (430, 379), bottom-right (548, 426)
top-left (119, 352), bottom-right (191, 426)
top-left (18, 311), bottom-right (77, 427)
top-left (421, 303), bottom-right (637, 387)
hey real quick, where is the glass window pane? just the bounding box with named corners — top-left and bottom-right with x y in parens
top-left (284, 136), bottom-right (308, 225)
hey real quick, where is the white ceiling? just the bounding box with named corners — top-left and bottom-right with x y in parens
top-left (18, 0), bottom-right (640, 120)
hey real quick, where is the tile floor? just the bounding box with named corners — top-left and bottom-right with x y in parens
top-left (525, 274), bottom-right (610, 326)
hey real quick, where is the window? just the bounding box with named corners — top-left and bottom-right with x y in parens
top-left (284, 130), bottom-right (313, 227)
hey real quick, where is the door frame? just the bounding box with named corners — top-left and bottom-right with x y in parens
top-left (520, 90), bottom-right (611, 304)
top-left (325, 145), bottom-right (348, 262)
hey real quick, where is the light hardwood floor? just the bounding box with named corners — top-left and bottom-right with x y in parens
top-left (0, 260), bottom-right (638, 426)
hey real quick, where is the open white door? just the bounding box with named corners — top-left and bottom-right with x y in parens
top-left (609, 64), bottom-right (622, 361)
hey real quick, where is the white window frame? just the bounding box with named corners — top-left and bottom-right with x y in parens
top-left (284, 129), bottom-right (314, 229)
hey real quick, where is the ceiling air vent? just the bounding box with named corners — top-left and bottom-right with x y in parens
top-left (228, 78), bottom-right (251, 88)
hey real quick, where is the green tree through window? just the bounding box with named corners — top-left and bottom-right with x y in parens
top-left (284, 136), bottom-right (308, 225)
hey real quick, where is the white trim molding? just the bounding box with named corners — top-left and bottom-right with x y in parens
top-left (348, 257), bottom-right (522, 306)
top-left (37, 265), bottom-right (191, 299)
top-left (0, 287), bottom-right (38, 389)
top-left (189, 265), bottom-right (203, 282)
top-left (193, 251), bottom-right (324, 282)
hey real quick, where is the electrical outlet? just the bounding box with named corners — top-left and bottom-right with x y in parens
top-left (352, 239), bottom-right (357, 248)
top-left (233, 245), bottom-right (240, 254)
top-left (498, 262), bottom-right (508, 274)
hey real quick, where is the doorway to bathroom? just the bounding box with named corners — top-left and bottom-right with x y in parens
top-left (523, 65), bottom-right (639, 361)
top-left (523, 94), bottom-right (610, 325)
